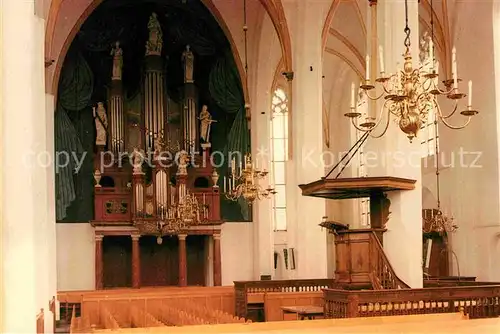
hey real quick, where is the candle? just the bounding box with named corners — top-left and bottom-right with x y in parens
top-left (468, 80), bottom-right (472, 106)
top-left (231, 158), bottom-right (235, 174)
top-left (350, 82), bottom-right (355, 108)
top-left (452, 46), bottom-right (458, 89)
top-left (379, 46), bottom-right (385, 74)
top-left (203, 193), bottom-right (206, 205)
top-left (434, 61), bottom-right (440, 85)
top-left (425, 239), bottom-right (433, 269)
top-left (224, 176), bottom-right (227, 192)
top-left (365, 55), bottom-right (370, 81)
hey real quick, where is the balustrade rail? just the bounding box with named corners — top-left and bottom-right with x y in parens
top-left (324, 285), bottom-right (500, 319)
top-left (234, 279), bottom-right (337, 318)
top-left (368, 232), bottom-right (410, 290)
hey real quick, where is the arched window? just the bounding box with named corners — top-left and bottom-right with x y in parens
top-left (420, 110), bottom-right (439, 157)
top-left (270, 88), bottom-right (289, 231)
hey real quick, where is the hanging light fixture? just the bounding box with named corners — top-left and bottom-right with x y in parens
top-left (422, 122), bottom-right (457, 235)
top-left (221, 0), bottom-right (276, 204)
top-left (345, 0), bottom-right (479, 141)
top-left (224, 154), bottom-right (276, 204)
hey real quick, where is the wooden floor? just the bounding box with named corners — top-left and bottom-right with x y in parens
top-left (90, 314), bottom-right (500, 333)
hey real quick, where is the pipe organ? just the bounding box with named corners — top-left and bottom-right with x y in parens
top-left (91, 13), bottom-right (223, 288)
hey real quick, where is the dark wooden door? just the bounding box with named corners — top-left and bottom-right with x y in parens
top-left (187, 235), bottom-right (206, 286)
top-left (103, 236), bottom-right (132, 288)
top-left (140, 236), bottom-right (179, 286)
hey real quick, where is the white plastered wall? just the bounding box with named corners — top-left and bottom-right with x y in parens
top-left (421, 1), bottom-right (500, 281)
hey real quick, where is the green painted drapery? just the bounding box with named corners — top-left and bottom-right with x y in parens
top-left (209, 51), bottom-right (250, 221)
top-left (55, 52), bottom-right (94, 220)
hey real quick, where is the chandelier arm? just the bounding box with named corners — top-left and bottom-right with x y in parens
top-left (433, 85), bottom-right (455, 96)
top-left (364, 89), bottom-right (386, 101)
top-left (367, 101), bottom-right (392, 139)
top-left (350, 117), bottom-right (372, 132)
top-left (436, 100), bottom-right (459, 120)
top-left (438, 114), bottom-right (472, 130)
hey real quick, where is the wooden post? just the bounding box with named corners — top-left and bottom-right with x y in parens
top-left (178, 234), bottom-right (187, 287)
top-left (213, 234), bottom-right (222, 286)
top-left (95, 235), bottom-right (104, 290)
top-left (131, 234), bottom-right (141, 288)
top-left (369, 191), bottom-right (390, 243)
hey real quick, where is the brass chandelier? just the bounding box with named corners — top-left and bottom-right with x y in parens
top-left (345, 0), bottom-right (479, 141)
top-left (224, 154), bottom-right (276, 204)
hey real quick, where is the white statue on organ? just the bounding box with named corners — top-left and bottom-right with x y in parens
top-left (177, 150), bottom-right (189, 175)
top-left (146, 13), bottom-right (163, 56)
top-left (110, 41), bottom-right (123, 80)
top-left (182, 45), bottom-right (194, 83)
top-left (93, 102), bottom-right (108, 146)
top-left (131, 148), bottom-right (145, 174)
top-left (199, 105), bottom-right (217, 144)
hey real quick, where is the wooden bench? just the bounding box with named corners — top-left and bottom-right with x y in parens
top-left (88, 313), bottom-right (499, 333)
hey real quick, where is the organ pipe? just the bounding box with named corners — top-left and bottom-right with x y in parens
top-left (144, 68), bottom-right (165, 151)
top-left (109, 94), bottom-right (125, 155)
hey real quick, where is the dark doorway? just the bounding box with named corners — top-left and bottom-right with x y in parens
top-left (187, 235), bottom-right (207, 286)
top-left (103, 236), bottom-right (132, 288)
top-left (140, 235), bottom-right (179, 286)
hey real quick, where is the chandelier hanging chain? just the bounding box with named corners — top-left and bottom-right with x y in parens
top-left (403, 0), bottom-right (411, 48)
top-left (243, 0), bottom-right (248, 73)
top-left (434, 120), bottom-right (441, 210)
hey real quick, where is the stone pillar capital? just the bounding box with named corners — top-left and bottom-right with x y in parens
top-left (95, 235), bottom-right (104, 242)
top-left (178, 234), bottom-right (188, 241)
top-left (131, 234), bottom-right (141, 241)
top-left (213, 233), bottom-right (221, 240)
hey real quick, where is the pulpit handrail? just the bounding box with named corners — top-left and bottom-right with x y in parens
top-left (369, 231), bottom-right (410, 289)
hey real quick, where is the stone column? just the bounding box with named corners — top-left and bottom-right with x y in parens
top-left (363, 0), bottom-right (423, 288)
top-left (95, 235), bottom-right (104, 290)
top-left (178, 234), bottom-right (188, 287)
top-left (1, 2), bottom-right (45, 331)
top-left (288, 0), bottom-right (330, 279)
top-left (213, 234), bottom-right (222, 286)
top-left (131, 234), bottom-right (141, 288)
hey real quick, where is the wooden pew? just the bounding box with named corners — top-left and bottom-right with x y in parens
top-left (90, 313), bottom-right (499, 333)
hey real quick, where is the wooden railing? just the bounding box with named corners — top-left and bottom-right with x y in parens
top-left (368, 232), bottom-right (410, 289)
top-left (424, 280), bottom-right (500, 288)
top-left (36, 308), bottom-right (44, 334)
top-left (234, 279), bottom-right (337, 318)
top-left (324, 285), bottom-right (500, 319)
top-left (70, 306), bottom-right (91, 333)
